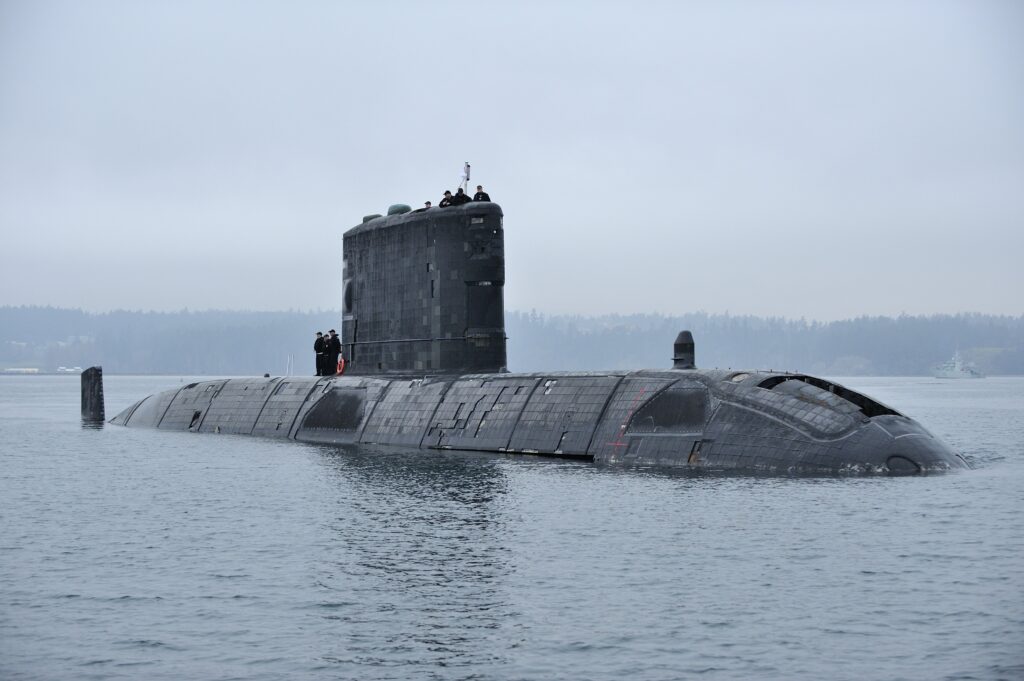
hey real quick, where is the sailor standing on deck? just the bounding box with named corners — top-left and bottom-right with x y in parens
top-left (313, 331), bottom-right (326, 376)
top-left (473, 185), bottom-right (490, 201)
top-left (326, 329), bottom-right (342, 376)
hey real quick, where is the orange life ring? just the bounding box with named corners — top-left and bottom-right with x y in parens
top-left (337, 358), bottom-right (346, 375)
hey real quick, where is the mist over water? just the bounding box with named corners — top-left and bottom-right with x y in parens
top-left (1, 375), bottom-right (1022, 680)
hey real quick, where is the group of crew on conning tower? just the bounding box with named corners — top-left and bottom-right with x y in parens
top-left (312, 329), bottom-right (342, 376)
top-left (415, 185), bottom-right (492, 212)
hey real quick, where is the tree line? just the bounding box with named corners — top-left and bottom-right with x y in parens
top-left (1, 306), bottom-right (1022, 375)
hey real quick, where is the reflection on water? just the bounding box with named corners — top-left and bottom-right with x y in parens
top-left (311, 446), bottom-right (514, 672)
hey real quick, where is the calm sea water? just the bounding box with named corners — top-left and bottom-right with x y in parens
top-left (1, 375), bottom-right (1022, 680)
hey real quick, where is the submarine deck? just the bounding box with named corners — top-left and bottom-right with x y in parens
top-left (109, 368), bottom-right (964, 474)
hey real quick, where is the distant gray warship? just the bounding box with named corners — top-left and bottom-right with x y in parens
top-left (933, 351), bottom-right (984, 379)
top-left (111, 202), bottom-right (968, 474)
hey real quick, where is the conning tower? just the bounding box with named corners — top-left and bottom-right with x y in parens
top-left (341, 202), bottom-right (506, 375)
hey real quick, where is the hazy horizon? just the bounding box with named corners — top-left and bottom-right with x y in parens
top-left (2, 1), bottom-right (1022, 321)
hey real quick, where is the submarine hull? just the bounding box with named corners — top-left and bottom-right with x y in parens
top-left (111, 369), bottom-right (968, 475)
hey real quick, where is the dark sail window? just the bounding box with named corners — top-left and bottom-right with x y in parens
top-left (626, 388), bottom-right (708, 434)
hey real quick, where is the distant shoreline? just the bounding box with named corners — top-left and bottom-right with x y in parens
top-left (4, 307), bottom-right (1022, 375)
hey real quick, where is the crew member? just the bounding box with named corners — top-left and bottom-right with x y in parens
top-left (313, 331), bottom-right (326, 376)
top-left (439, 190), bottom-right (453, 207)
top-left (451, 187), bottom-right (471, 205)
top-left (413, 200), bottom-right (432, 213)
top-left (326, 329), bottom-right (342, 376)
top-left (473, 185), bottom-right (490, 201)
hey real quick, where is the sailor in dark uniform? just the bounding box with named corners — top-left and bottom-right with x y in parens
top-left (473, 185), bottom-right (490, 201)
top-left (326, 329), bottom-right (342, 375)
top-left (451, 187), bottom-right (471, 205)
top-left (313, 331), bottom-right (326, 376)
top-left (439, 191), bottom-right (453, 207)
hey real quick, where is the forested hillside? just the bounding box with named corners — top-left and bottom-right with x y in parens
top-left (2, 306), bottom-right (1022, 375)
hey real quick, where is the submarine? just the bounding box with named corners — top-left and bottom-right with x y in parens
top-left (110, 201), bottom-right (969, 475)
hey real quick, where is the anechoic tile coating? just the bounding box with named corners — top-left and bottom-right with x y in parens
top-left (112, 368), bottom-right (967, 473)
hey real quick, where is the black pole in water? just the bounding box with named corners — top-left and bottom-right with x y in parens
top-left (81, 366), bottom-right (105, 425)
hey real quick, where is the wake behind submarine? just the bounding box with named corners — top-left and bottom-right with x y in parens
top-left (110, 201), bottom-right (968, 475)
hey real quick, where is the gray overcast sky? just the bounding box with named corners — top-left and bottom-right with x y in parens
top-left (1, 0), bottom-right (1021, 320)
